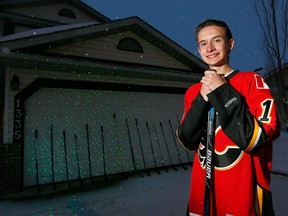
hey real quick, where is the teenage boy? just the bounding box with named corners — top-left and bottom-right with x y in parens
top-left (177, 19), bottom-right (280, 216)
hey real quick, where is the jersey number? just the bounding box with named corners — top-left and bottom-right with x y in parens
top-left (259, 99), bottom-right (273, 123)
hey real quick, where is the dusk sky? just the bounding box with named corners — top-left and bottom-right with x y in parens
top-left (82, 0), bottom-right (266, 74)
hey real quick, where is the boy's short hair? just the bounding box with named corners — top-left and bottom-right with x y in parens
top-left (195, 19), bottom-right (233, 42)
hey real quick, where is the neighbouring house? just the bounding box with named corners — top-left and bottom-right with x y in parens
top-left (263, 63), bottom-right (288, 130)
top-left (0, 0), bottom-right (207, 195)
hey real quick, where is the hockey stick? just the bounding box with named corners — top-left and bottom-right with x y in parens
top-left (101, 125), bottom-right (108, 181)
top-left (74, 133), bottom-right (83, 185)
top-left (204, 108), bottom-right (216, 216)
top-left (50, 124), bottom-right (56, 191)
top-left (176, 115), bottom-right (193, 165)
top-left (125, 117), bottom-right (143, 177)
top-left (34, 129), bottom-right (40, 192)
top-left (153, 123), bottom-right (169, 173)
top-left (159, 121), bottom-right (177, 171)
top-left (135, 118), bottom-right (150, 176)
top-left (86, 124), bottom-right (94, 182)
top-left (168, 119), bottom-right (188, 170)
top-left (113, 113), bottom-right (127, 180)
top-left (146, 121), bottom-right (160, 174)
top-left (63, 130), bottom-right (71, 187)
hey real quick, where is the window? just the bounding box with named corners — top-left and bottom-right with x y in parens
top-left (58, 8), bottom-right (76, 19)
top-left (117, 37), bottom-right (143, 53)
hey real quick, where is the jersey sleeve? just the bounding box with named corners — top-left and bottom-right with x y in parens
top-left (207, 73), bottom-right (280, 152)
top-left (176, 84), bottom-right (211, 151)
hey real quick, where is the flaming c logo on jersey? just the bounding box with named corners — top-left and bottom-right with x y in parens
top-left (198, 142), bottom-right (244, 171)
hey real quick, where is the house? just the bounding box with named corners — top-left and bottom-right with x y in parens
top-left (263, 63), bottom-right (288, 130)
top-left (0, 0), bottom-right (207, 195)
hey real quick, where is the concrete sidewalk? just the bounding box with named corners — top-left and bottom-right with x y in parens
top-left (0, 165), bottom-right (287, 216)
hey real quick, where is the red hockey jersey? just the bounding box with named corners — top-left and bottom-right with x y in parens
top-left (177, 70), bottom-right (280, 215)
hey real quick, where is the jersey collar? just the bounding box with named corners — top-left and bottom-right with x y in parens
top-left (225, 69), bottom-right (240, 80)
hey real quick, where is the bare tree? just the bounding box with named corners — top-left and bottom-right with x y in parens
top-left (253, 0), bottom-right (288, 130)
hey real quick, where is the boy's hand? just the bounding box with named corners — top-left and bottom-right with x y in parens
top-left (201, 70), bottom-right (226, 92)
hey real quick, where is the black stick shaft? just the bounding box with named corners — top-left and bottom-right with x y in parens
top-left (135, 118), bottom-right (150, 176)
top-left (63, 130), bottom-right (71, 187)
top-left (74, 134), bottom-right (83, 184)
top-left (101, 126), bottom-right (107, 180)
top-left (168, 119), bottom-right (187, 170)
top-left (146, 122), bottom-right (160, 174)
top-left (204, 108), bottom-right (215, 216)
top-left (34, 130), bottom-right (40, 192)
top-left (113, 113), bottom-right (127, 179)
top-left (86, 124), bottom-right (93, 181)
top-left (125, 118), bottom-right (137, 171)
top-left (50, 124), bottom-right (55, 190)
top-left (153, 123), bottom-right (168, 172)
top-left (176, 115), bottom-right (193, 163)
top-left (160, 121), bottom-right (177, 171)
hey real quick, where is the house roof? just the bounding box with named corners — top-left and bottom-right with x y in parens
top-left (0, 16), bottom-right (207, 74)
top-left (0, 22), bottom-right (98, 42)
top-left (0, 0), bottom-right (111, 23)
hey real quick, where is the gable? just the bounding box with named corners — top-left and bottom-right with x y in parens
top-left (0, 0), bottom-right (110, 37)
top-left (43, 30), bottom-right (191, 70)
top-left (4, 2), bottom-right (105, 25)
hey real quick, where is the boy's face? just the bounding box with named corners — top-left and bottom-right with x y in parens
top-left (197, 25), bottom-right (234, 68)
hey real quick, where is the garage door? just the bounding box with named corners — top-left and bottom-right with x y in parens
top-left (23, 85), bottom-right (193, 187)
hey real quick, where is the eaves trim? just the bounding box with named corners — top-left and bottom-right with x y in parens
top-left (0, 52), bottom-right (202, 83)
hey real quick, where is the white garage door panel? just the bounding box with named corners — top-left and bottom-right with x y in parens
top-left (23, 88), bottom-right (193, 187)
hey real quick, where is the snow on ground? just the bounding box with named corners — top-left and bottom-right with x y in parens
top-left (0, 133), bottom-right (286, 216)
top-left (0, 168), bottom-right (190, 216)
top-left (271, 131), bottom-right (288, 216)
top-left (272, 131), bottom-right (288, 175)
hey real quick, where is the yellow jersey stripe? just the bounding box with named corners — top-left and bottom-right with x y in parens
top-left (246, 118), bottom-right (262, 151)
top-left (257, 185), bottom-right (263, 216)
